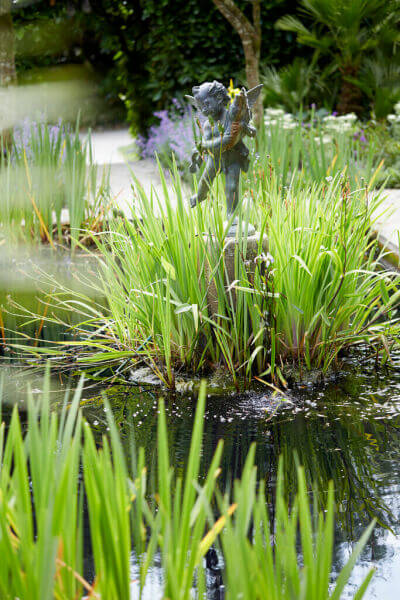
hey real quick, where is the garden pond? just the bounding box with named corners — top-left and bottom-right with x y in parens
top-left (2, 253), bottom-right (400, 599)
top-left (2, 349), bottom-right (400, 599)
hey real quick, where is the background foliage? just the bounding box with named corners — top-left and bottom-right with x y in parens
top-left (13, 0), bottom-right (300, 132)
top-left (11, 0), bottom-right (400, 131)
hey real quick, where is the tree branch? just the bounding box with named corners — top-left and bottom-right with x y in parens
top-left (212, 0), bottom-right (263, 126)
top-left (252, 0), bottom-right (261, 54)
top-left (212, 0), bottom-right (255, 41)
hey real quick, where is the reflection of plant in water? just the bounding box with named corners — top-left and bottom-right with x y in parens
top-left (273, 396), bottom-right (397, 534)
top-left (98, 381), bottom-right (398, 539)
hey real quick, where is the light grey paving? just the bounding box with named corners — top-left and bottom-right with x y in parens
top-left (373, 189), bottom-right (400, 263)
top-left (81, 128), bottom-right (177, 216)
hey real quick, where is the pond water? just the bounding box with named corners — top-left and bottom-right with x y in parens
top-left (76, 350), bottom-right (400, 599)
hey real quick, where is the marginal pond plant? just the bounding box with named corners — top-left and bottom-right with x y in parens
top-left (0, 120), bottom-right (110, 249)
top-left (0, 370), bottom-right (376, 599)
top-left (19, 164), bottom-right (400, 388)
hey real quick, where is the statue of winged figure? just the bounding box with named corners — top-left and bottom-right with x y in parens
top-left (186, 80), bottom-right (263, 218)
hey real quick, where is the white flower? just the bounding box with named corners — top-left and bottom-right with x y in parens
top-left (314, 135), bottom-right (332, 145)
top-left (254, 252), bottom-right (274, 268)
top-left (323, 115), bottom-right (337, 123)
top-left (394, 101), bottom-right (400, 115)
top-left (283, 122), bottom-right (297, 130)
top-left (340, 112), bottom-right (357, 124)
top-left (265, 107), bottom-right (285, 117)
top-left (322, 113), bottom-right (358, 135)
top-left (325, 175), bottom-right (333, 182)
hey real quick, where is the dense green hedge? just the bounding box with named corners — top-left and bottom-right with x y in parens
top-left (13, 0), bottom-right (300, 132)
top-left (13, 2), bottom-right (83, 71)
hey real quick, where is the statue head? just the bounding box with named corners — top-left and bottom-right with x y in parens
top-left (189, 80), bottom-right (230, 120)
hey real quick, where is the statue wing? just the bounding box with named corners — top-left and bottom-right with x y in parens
top-left (185, 95), bottom-right (201, 112)
top-left (246, 84), bottom-right (263, 109)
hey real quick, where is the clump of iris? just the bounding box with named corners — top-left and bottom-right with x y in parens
top-left (11, 117), bottom-right (67, 163)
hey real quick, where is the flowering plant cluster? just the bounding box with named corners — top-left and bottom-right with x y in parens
top-left (264, 108), bottom-right (297, 130)
top-left (387, 101), bottom-right (400, 136)
top-left (316, 113), bottom-right (360, 146)
top-left (12, 118), bottom-right (68, 164)
top-left (264, 107), bottom-right (361, 146)
top-left (136, 99), bottom-right (195, 167)
top-left (322, 113), bottom-right (358, 134)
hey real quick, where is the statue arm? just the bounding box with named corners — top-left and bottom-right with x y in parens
top-left (203, 93), bottom-right (248, 153)
top-left (203, 131), bottom-right (235, 153)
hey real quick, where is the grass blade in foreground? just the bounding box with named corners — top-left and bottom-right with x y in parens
top-left (0, 371), bottom-right (375, 599)
top-left (220, 460), bottom-right (375, 600)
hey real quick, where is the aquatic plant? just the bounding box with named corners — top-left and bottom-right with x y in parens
top-left (253, 174), bottom-right (400, 377)
top-left (18, 161), bottom-right (400, 388)
top-left (0, 370), bottom-right (375, 599)
top-left (0, 119), bottom-right (110, 249)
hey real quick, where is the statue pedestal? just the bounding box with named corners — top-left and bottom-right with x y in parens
top-left (204, 232), bottom-right (269, 317)
top-left (224, 218), bottom-right (255, 238)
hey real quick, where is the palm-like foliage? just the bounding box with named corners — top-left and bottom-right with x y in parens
top-left (357, 53), bottom-right (400, 118)
top-left (261, 57), bottom-right (326, 113)
top-left (276, 0), bottom-right (400, 113)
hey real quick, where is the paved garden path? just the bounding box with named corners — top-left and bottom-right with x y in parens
top-left (374, 190), bottom-right (400, 266)
top-left (84, 128), bottom-right (400, 264)
top-left (83, 128), bottom-right (177, 215)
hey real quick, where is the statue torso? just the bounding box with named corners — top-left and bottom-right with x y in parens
top-left (204, 109), bottom-right (250, 172)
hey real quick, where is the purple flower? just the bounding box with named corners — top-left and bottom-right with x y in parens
top-left (12, 117), bottom-right (68, 164)
top-left (137, 99), bottom-right (204, 167)
top-left (332, 111), bottom-right (338, 117)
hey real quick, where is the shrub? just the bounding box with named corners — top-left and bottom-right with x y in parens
top-left (76, 0), bottom-right (299, 132)
top-left (261, 57), bottom-right (330, 114)
top-left (136, 98), bottom-right (198, 178)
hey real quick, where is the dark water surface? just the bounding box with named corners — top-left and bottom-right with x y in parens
top-left (74, 351), bottom-right (400, 599)
top-left (2, 353), bottom-right (400, 597)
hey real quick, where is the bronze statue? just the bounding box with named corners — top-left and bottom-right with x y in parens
top-left (186, 80), bottom-right (263, 221)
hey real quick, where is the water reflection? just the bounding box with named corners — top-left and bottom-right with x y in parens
top-left (2, 354), bottom-right (399, 597)
top-left (79, 353), bottom-right (400, 598)
top-left (0, 245), bottom-right (102, 360)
